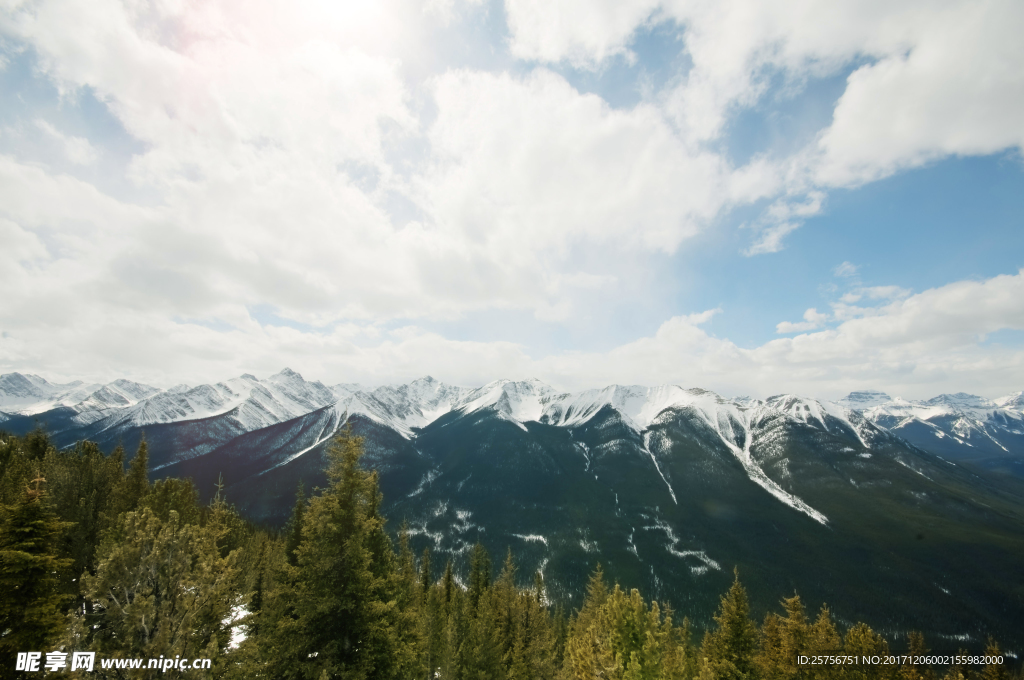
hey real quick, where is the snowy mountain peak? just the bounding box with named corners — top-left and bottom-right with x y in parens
top-left (994, 391), bottom-right (1024, 411)
top-left (269, 367), bottom-right (300, 380)
top-left (0, 373), bottom-right (103, 414)
top-left (926, 393), bottom-right (992, 410)
top-left (839, 390), bottom-right (892, 408)
top-left (766, 395), bottom-right (831, 427)
top-left (454, 378), bottom-right (558, 422)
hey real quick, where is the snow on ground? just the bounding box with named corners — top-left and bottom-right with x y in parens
top-left (512, 533), bottom-right (548, 546)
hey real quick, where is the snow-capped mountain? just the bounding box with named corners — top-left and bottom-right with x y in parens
top-left (6, 370), bottom-right (1022, 481)
top-left (838, 390), bottom-right (1024, 470)
top-left (333, 376), bottom-right (474, 437)
top-left (0, 369), bottom-right (338, 428)
top-left (4, 369), bottom-right (1024, 648)
top-left (205, 376), bottom-right (1023, 649)
top-left (0, 372), bottom-right (102, 414)
top-left (994, 390), bottom-right (1024, 411)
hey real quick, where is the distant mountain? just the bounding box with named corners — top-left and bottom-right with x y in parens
top-left (3, 371), bottom-right (1024, 648)
top-left (0, 372), bottom-right (104, 414)
top-left (0, 369), bottom-right (339, 468)
top-left (839, 390), bottom-right (1024, 477)
top-left (211, 379), bottom-right (1024, 650)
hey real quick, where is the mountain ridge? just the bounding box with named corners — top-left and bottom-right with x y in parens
top-left (3, 370), bottom-right (1024, 648)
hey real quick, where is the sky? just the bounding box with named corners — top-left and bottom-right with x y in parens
top-left (1, 0), bottom-right (1023, 400)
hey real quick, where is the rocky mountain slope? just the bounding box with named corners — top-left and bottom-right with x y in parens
top-left (3, 371), bottom-right (1024, 648)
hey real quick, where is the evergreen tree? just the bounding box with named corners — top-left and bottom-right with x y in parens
top-left (701, 569), bottom-right (759, 680)
top-left (249, 540), bottom-right (269, 638)
top-left (899, 632), bottom-right (931, 680)
top-left (941, 649), bottom-right (969, 680)
top-left (105, 438), bottom-right (150, 520)
top-left (139, 476), bottom-right (202, 525)
top-left (41, 440), bottom-right (125, 606)
top-left (842, 623), bottom-right (891, 680)
top-left (125, 437), bottom-right (150, 500)
top-left (563, 564), bottom-right (615, 679)
top-left (24, 425), bottom-right (52, 460)
top-left (980, 638), bottom-right (1008, 680)
top-left (0, 476), bottom-right (72, 656)
top-left (459, 587), bottom-right (503, 680)
top-left (807, 606), bottom-right (841, 680)
top-left (284, 481), bottom-right (306, 567)
top-left (443, 559), bottom-right (456, 612)
top-left (77, 503), bottom-right (240, 676)
top-left (397, 523), bottom-right (418, 602)
top-left (420, 547), bottom-right (433, 601)
top-left (276, 428), bottom-right (412, 680)
top-left (468, 542), bottom-right (492, 611)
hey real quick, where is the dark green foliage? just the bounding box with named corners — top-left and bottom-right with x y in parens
top-left (284, 481), bottom-right (305, 567)
top-left (139, 476), bottom-right (201, 525)
top-left (74, 504), bottom-right (240, 668)
top-left (981, 638), bottom-right (1009, 680)
top-left (0, 477), bottom-right (72, 655)
top-left (0, 428), bottom-right (1017, 680)
top-left (469, 541), bottom-right (492, 610)
top-left (700, 570), bottom-right (759, 680)
top-left (40, 439), bottom-right (126, 604)
top-left (24, 425), bottom-right (53, 460)
top-left (258, 428), bottom-right (415, 679)
top-left (104, 439), bottom-right (151, 521)
top-left (420, 546), bottom-right (433, 599)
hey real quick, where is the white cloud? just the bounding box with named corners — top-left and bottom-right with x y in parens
top-left (34, 119), bottom-right (98, 165)
top-left (505, 0), bottom-right (662, 66)
top-left (1, 0), bottom-right (1022, 398)
top-left (5, 264), bottom-right (1022, 400)
top-left (834, 261), bottom-right (858, 278)
top-left (861, 285), bottom-right (910, 301)
top-left (534, 270), bottom-right (1024, 397)
top-left (502, 0), bottom-right (1024, 250)
top-left (421, 68), bottom-right (732, 255)
top-left (815, 1), bottom-right (1024, 187)
top-left (776, 308), bottom-right (828, 334)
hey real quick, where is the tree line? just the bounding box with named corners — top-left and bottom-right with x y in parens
top-left (0, 427), bottom-right (1016, 679)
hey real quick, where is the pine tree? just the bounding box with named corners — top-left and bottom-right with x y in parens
top-left (24, 425), bottom-right (52, 460)
top-left (980, 638), bottom-right (1008, 680)
top-left (807, 606), bottom-right (841, 680)
top-left (899, 632), bottom-right (930, 680)
top-left (459, 586), bottom-right (503, 680)
top-left (284, 481), bottom-right (306, 567)
top-left (562, 565), bottom-right (616, 680)
top-left (443, 559), bottom-right (456, 612)
top-left (106, 438), bottom-right (150, 521)
top-left (420, 547), bottom-right (433, 601)
top-left (0, 476), bottom-right (72, 655)
top-left (41, 439), bottom-right (125, 606)
top-left (249, 540), bottom-right (269, 638)
top-left (701, 569), bottom-right (759, 680)
top-left (278, 428), bottom-right (412, 680)
top-left (397, 523), bottom-right (416, 592)
top-left (78, 504), bottom-right (240, 672)
top-left (468, 542), bottom-right (492, 611)
top-left (125, 437), bottom-right (150, 501)
top-left (842, 623), bottom-right (890, 680)
top-left (757, 613), bottom-right (787, 680)
top-left (942, 649), bottom-right (969, 680)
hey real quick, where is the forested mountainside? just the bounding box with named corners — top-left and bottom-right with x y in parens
top-left (3, 373), bottom-right (1024, 652)
top-left (0, 429), bottom-right (1019, 680)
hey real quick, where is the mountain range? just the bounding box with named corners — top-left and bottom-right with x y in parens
top-left (2, 370), bottom-right (1024, 649)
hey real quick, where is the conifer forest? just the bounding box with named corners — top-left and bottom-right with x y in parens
top-left (0, 428), bottom-right (1018, 680)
